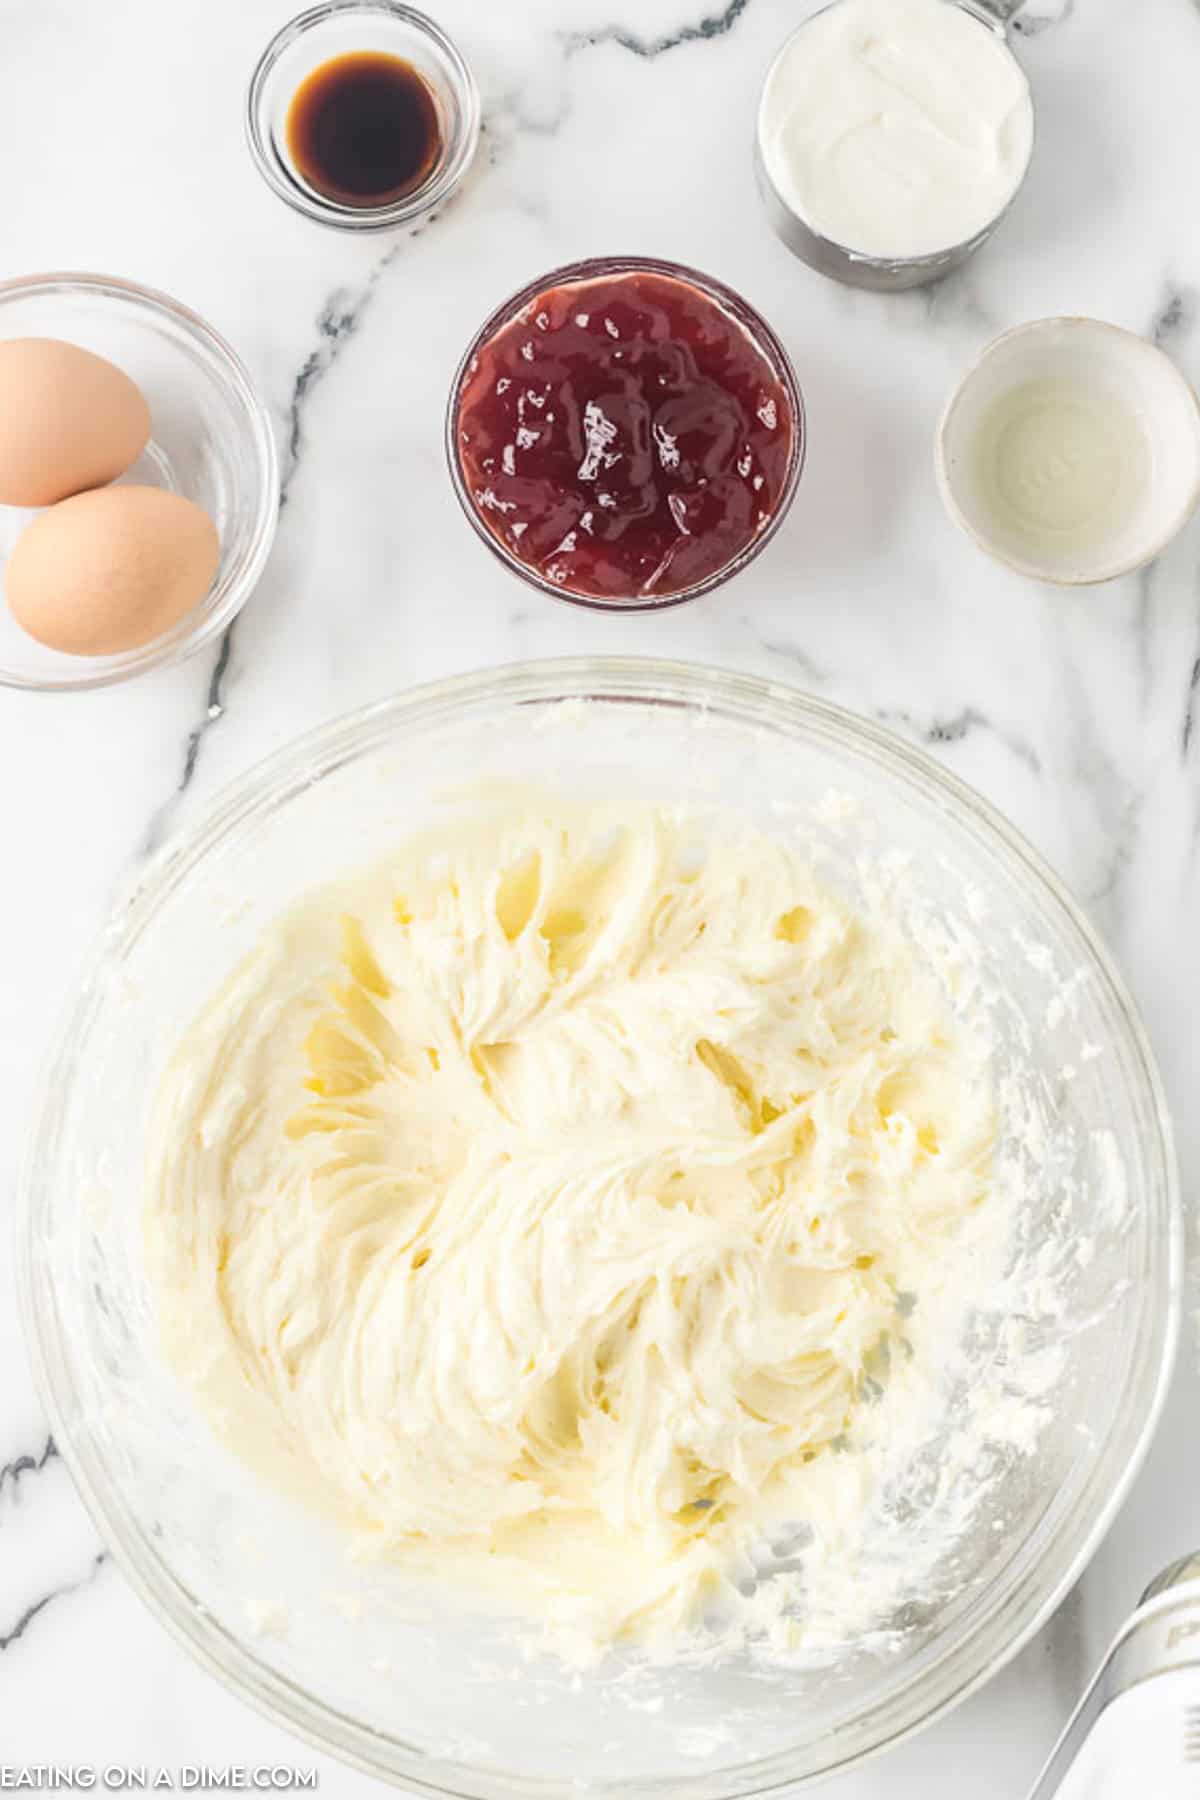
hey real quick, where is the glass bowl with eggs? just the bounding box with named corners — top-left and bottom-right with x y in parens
top-left (0, 272), bottom-right (279, 692)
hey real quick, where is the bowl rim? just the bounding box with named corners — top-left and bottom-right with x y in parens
top-left (934, 315), bottom-right (1200, 586)
top-left (0, 269), bottom-right (279, 693)
top-left (16, 656), bottom-right (1182, 1796)
top-left (444, 258), bottom-right (806, 612)
top-left (244, 0), bottom-right (482, 233)
top-left (754, 0), bottom-right (1035, 281)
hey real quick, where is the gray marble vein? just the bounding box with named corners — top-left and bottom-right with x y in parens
top-left (280, 247), bottom-right (404, 513)
top-left (877, 704), bottom-right (1043, 774)
top-left (141, 635), bottom-right (233, 858)
top-left (141, 241), bottom-right (407, 858)
top-left (0, 1553), bottom-right (106, 1654)
top-left (923, 267), bottom-right (1006, 338)
top-left (563, 0), bottom-right (750, 60)
top-left (1133, 561), bottom-right (1160, 710)
top-left (1182, 654), bottom-right (1200, 756)
top-left (759, 631), bottom-right (1047, 781)
top-left (1151, 285), bottom-right (1197, 350)
top-left (758, 638), bottom-right (831, 686)
top-left (760, 638), bottom-right (1042, 775)
top-left (1075, 743), bottom-right (1144, 920)
top-left (1086, 792), bottom-right (1143, 916)
top-left (484, 90), bottom-right (571, 169)
top-left (0, 1438), bottom-right (57, 1506)
top-left (1143, 293), bottom-right (1200, 770)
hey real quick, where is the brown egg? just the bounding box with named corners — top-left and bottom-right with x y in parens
top-left (6, 485), bottom-right (221, 656)
top-left (0, 337), bottom-right (151, 506)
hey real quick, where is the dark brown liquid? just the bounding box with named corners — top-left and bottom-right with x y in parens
top-left (285, 52), bottom-right (442, 209)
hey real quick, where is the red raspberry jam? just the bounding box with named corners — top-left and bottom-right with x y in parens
top-left (451, 263), bottom-right (799, 605)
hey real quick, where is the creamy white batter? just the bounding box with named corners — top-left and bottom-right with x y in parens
top-left (145, 798), bottom-right (999, 1658)
top-left (758, 0), bottom-right (1034, 260)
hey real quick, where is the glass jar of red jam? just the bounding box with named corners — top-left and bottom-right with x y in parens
top-left (446, 257), bottom-right (804, 610)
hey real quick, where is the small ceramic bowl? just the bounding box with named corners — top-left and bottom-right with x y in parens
top-left (936, 317), bottom-right (1200, 585)
top-left (0, 273), bottom-right (279, 691)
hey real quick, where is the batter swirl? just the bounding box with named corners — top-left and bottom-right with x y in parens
top-left (146, 799), bottom-right (996, 1655)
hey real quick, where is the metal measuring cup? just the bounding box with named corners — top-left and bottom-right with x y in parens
top-left (754, 0), bottom-right (1034, 292)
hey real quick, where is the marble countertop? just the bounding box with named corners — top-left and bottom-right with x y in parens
top-left (3, 0), bottom-right (1199, 1790)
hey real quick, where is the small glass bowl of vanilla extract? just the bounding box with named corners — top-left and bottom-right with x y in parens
top-left (247, 1), bottom-right (480, 232)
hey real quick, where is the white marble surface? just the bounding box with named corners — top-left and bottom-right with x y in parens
top-left (2, 0), bottom-right (1200, 1790)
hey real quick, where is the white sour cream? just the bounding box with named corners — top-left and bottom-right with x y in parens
top-left (758, 0), bottom-right (1034, 261)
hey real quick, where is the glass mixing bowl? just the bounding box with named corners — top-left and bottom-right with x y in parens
top-left (0, 273), bottom-right (278, 691)
top-left (18, 659), bottom-right (1179, 1794)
